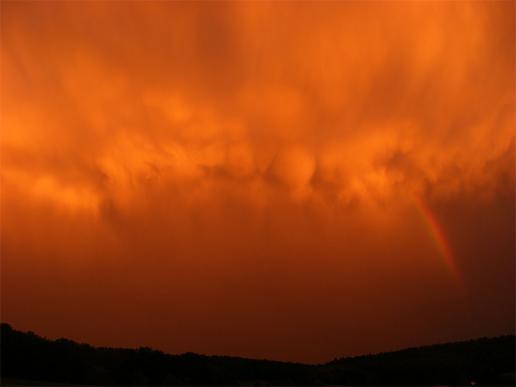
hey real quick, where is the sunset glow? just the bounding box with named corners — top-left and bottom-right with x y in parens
top-left (1, 1), bottom-right (514, 363)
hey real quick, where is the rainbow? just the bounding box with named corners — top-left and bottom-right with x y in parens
top-left (412, 195), bottom-right (462, 284)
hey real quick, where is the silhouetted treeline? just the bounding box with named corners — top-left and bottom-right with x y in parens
top-left (323, 335), bottom-right (515, 386)
top-left (1, 323), bottom-right (514, 386)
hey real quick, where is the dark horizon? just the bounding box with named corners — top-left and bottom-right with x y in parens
top-left (2, 323), bottom-right (515, 386)
top-left (3, 322), bottom-right (515, 365)
top-left (2, 322), bottom-right (515, 365)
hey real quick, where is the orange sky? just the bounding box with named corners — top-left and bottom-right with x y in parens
top-left (1, 1), bottom-right (514, 363)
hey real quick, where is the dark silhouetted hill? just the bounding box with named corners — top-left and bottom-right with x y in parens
top-left (1, 323), bottom-right (514, 385)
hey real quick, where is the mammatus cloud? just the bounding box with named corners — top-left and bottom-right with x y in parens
top-left (1, 1), bottom-right (514, 362)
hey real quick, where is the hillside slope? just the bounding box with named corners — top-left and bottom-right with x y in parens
top-left (1, 323), bottom-right (514, 385)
